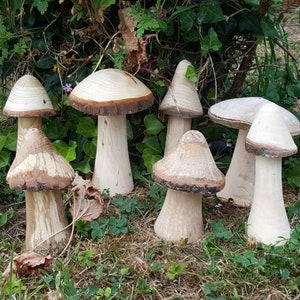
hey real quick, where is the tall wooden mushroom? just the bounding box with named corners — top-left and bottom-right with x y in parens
top-left (69, 69), bottom-right (154, 196)
top-left (245, 103), bottom-right (297, 246)
top-left (159, 60), bottom-right (203, 155)
top-left (7, 128), bottom-right (75, 255)
top-left (152, 130), bottom-right (225, 243)
top-left (2, 74), bottom-right (56, 149)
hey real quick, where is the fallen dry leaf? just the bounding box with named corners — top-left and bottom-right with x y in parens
top-left (70, 173), bottom-right (104, 221)
top-left (2, 251), bottom-right (53, 280)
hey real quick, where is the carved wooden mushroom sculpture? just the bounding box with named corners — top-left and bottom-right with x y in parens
top-left (159, 60), bottom-right (203, 155)
top-left (69, 69), bottom-right (153, 195)
top-left (245, 103), bottom-right (297, 246)
top-left (152, 130), bottom-right (225, 242)
top-left (7, 128), bottom-right (75, 254)
top-left (2, 74), bottom-right (56, 149)
top-left (208, 97), bottom-right (300, 207)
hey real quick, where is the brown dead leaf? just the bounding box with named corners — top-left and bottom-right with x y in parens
top-left (70, 173), bottom-right (104, 221)
top-left (115, 9), bottom-right (148, 70)
top-left (3, 251), bottom-right (53, 280)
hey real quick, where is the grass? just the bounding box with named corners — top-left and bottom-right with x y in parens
top-left (0, 181), bottom-right (299, 299)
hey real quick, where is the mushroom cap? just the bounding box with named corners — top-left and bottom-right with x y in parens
top-left (208, 97), bottom-right (300, 135)
top-left (7, 128), bottom-right (75, 191)
top-left (69, 69), bottom-right (154, 115)
top-left (159, 60), bottom-right (203, 118)
top-left (152, 130), bottom-right (225, 194)
top-left (3, 75), bottom-right (56, 117)
top-left (246, 103), bottom-right (298, 157)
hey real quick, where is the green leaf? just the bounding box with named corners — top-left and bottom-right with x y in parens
top-left (185, 65), bottom-right (198, 83)
top-left (0, 150), bottom-right (10, 168)
top-left (201, 27), bottom-right (222, 56)
top-left (166, 262), bottom-right (186, 280)
top-left (53, 140), bottom-right (77, 162)
top-left (44, 119), bottom-right (68, 139)
top-left (33, 0), bottom-right (49, 14)
top-left (83, 138), bottom-right (97, 159)
top-left (35, 54), bottom-right (56, 69)
top-left (142, 148), bottom-right (162, 173)
top-left (197, 2), bottom-right (225, 24)
top-left (144, 114), bottom-right (165, 135)
top-left (76, 117), bottom-right (97, 137)
top-left (178, 8), bottom-right (196, 32)
top-left (211, 219), bottom-right (233, 240)
top-left (142, 136), bottom-right (163, 154)
top-left (0, 135), bottom-right (7, 151)
top-left (5, 131), bottom-right (17, 151)
top-left (94, 0), bottom-right (115, 9)
top-left (73, 156), bottom-right (92, 174)
top-left (0, 208), bottom-right (13, 227)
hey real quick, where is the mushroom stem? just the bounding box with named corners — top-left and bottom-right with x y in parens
top-left (92, 115), bottom-right (134, 195)
top-left (154, 189), bottom-right (204, 242)
top-left (217, 129), bottom-right (255, 207)
top-left (247, 156), bottom-right (291, 245)
top-left (17, 117), bottom-right (42, 149)
top-left (25, 190), bottom-right (71, 254)
top-left (164, 116), bottom-right (191, 155)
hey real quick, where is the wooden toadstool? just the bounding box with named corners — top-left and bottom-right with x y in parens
top-left (245, 103), bottom-right (297, 246)
top-left (159, 60), bottom-right (203, 155)
top-left (69, 69), bottom-right (154, 196)
top-left (7, 128), bottom-right (75, 255)
top-left (2, 74), bottom-right (56, 149)
top-left (208, 97), bottom-right (300, 207)
top-left (152, 130), bottom-right (225, 243)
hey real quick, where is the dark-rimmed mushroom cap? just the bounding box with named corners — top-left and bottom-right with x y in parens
top-left (159, 60), bottom-right (203, 118)
top-left (69, 69), bottom-right (154, 115)
top-left (152, 130), bottom-right (225, 194)
top-left (3, 75), bottom-right (56, 117)
top-left (246, 103), bottom-right (298, 158)
top-left (7, 128), bottom-right (74, 191)
top-left (209, 97), bottom-right (300, 135)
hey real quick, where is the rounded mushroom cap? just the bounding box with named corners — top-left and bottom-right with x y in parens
top-left (246, 103), bottom-right (298, 157)
top-left (7, 128), bottom-right (75, 191)
top-left (69, 69), bottom-right (154, 115)
top-left (3, 75), bottom-right (56, 117)
top-left (159, 60), bottom-right (203, 118)
top-left (152, 130), bottom-right (225, 194)
top-left (208, 97), bottom-right (300, 135)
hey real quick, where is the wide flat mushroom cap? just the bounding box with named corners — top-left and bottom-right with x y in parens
top-left (3, 74), bottom-right (56, 117)
top-left (7, 128), bottom-right (75, 191)
top-left (159, 60), bottom-right (203, 118)
top-left (246, 103), bottom-right (298, 157)
top-left (152, 130), bottom-right (225, 193)
top-left (69, 69), bottom-right (154, 115)
top-left (208, 97), bottom-right (300, 135)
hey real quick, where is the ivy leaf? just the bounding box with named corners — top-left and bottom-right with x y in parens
top-left (53, 140), bottom-right (77, 162)
top-left (197, 1), bottom-right (225, 24)
top-left (144, 114), bottom-right (165, 135)
top-left (185, 65), bottom-right (198, 83)
top-left (76, 117), bottom-right (97, 137)
top-left (178, 8), bottom-right (196, 32)
top-left (201, 27), bottom-right (222, 56)
top-left (83, 138), bottom-right (97, 159)
top-left (44, 119), bottom-right (68, 139)
top-left (0, 135), bottom-right (7, 152)
top-left (0, 150), bottom-right (10, 168)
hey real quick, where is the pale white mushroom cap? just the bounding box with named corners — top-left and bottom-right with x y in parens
top-left (209, 97), bottom-right (300, 135)
top-left (3, 74), bottom-right (55, 117)
top-left (159, 60), bottom-right (203, 118)
top-left (152, 130), bottom-right (225, 193)
top-left (246, 103), bottom-right (298, 157)
top-left (7, 128), bottom-right (75, 191)
top-left (69, 69), bottom-right (154, 115)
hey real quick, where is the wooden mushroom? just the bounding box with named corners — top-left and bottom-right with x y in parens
top-left (208, 97), bottom-right (300, 207)
top-left (245, 103), bottom-right (297, 246)
top-left (152, 130), bottom-right (225, 243)
top-left (69, 69), bottom-right (154, 196)
top-left (7, 128), bottom-right (75, 255)
top-left (2, 74), bottom-right (56, 149)
top-left (159, 60), bottom-right (203, 155)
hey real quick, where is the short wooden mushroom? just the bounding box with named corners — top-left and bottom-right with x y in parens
top-left (152, 130), bottom-right (225, 243)
top-left (7, 128), bottom-right (74, 255)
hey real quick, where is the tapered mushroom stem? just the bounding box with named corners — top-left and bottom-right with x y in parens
top-left (17, 118), bottom-right (42, 149)
top-left (154, 189), bottom-right (203, 242)
top-left (25, 190), bottom-right (71, 254)
top-left (217, 129), bottom-right (255, 207)
top-left (164, 116), bottom-right (192, 155)
top-left (247, 156), bottom-right (290, 245)
top-left (92, 115), bottom-right (134, 195)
